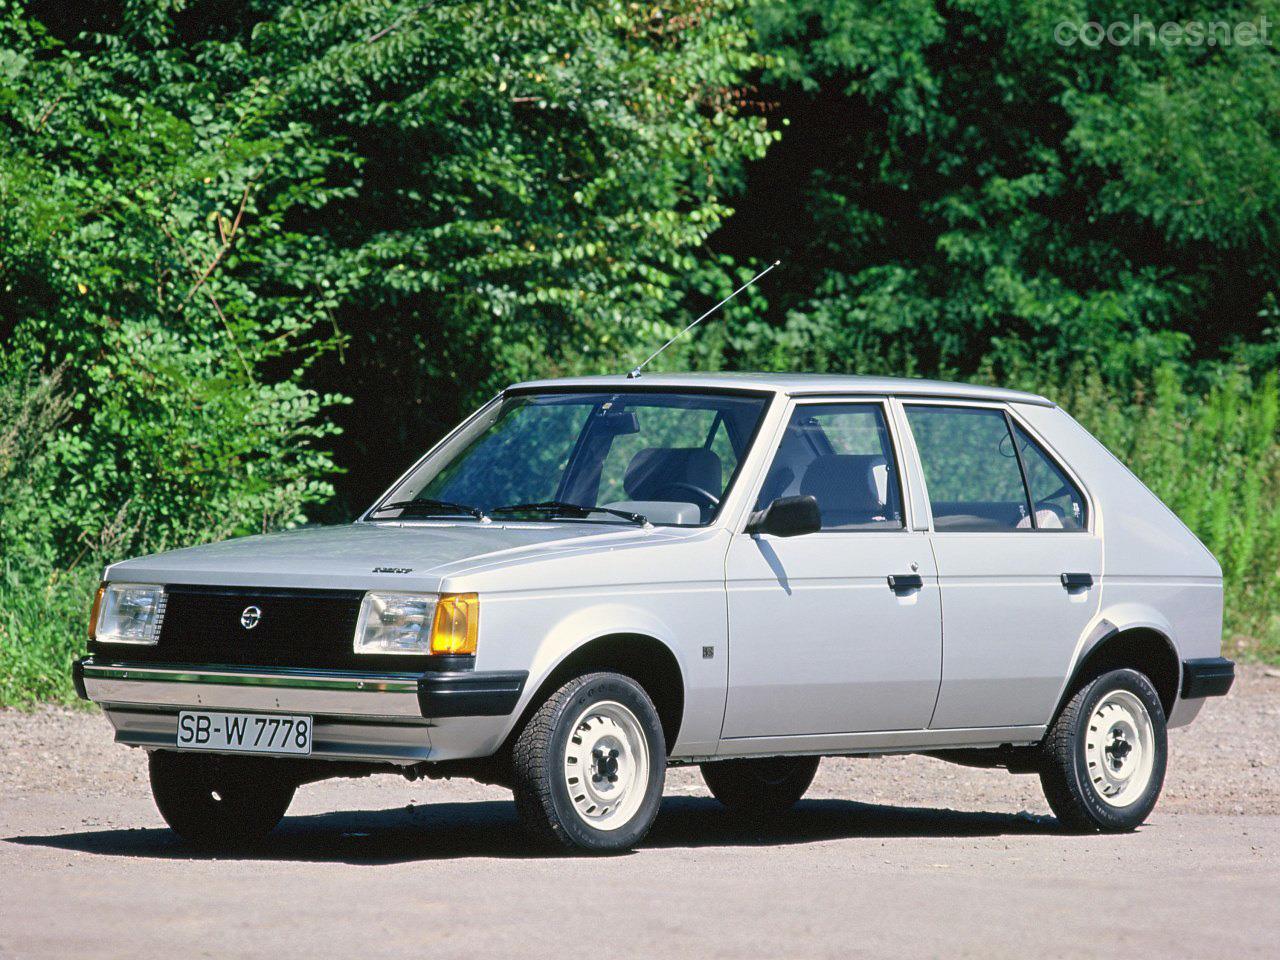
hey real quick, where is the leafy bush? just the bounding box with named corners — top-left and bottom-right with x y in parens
top-left (0, 367), bottom-right (104, 704)
top-left (0, 352), bottom-right (341, 704)
top-left (0, 5), bottom-right (347, 704)
top-left (0, 0), bottom-right (771, 702)
top-left (1048, 367), bottom-right (1280, 661)
top-left (709, 0), bottom-right (1280, 379)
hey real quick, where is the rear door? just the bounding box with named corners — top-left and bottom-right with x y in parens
top-left (901, 401), bottom-right (1102, 729)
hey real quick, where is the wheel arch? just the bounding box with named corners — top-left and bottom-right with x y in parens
top-left (506, 632), bottom-right (686, 754)
top-left (1057, 624), bottom-right (1181, 720)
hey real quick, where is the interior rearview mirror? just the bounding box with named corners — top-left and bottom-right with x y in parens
top-left (747, 495), bottom-right (821, 538)
top-left (595, 410), bottom-right (640, 436)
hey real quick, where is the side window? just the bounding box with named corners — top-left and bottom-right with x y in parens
top-left (1013, 424), bottom-right (1087, 530)
top-left (755, 404), bottom-right (904, 530)
top-left (904, 405), bottom-right (1031, 531)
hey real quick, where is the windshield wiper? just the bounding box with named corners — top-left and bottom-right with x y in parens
top-left (370, 498), bottom-right (489, 521)
top-left (491, 500), bottom-right (649, 527)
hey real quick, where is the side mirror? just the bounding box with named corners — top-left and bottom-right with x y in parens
top-left (747, 495), bottom-right (822, 538)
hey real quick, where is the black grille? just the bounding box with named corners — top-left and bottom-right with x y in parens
top-left (91, 584), bottom-right (431, 672)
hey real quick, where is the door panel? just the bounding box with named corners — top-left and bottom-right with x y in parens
top-left (900, 401), bottom-right (1103, 730)
top-left (722, 531), bottom-right (942, 737)
top-left (927, 533), bottom-right (1101, 728)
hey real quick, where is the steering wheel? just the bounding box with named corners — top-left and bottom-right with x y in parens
top-left (653, 481), bottom-right (721, 509)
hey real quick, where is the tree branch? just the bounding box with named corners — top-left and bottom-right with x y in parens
top-left (180, 173), bottom-right (260, 310)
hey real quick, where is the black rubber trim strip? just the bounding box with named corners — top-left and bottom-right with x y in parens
top-left (72, 656), bottom-right (89, 700)
top-left (417, 671), bottom-right (528, 718)
top-left (1181, 657), bottom-right (1235, 699)
top-left (419, 654), bottom-right (478, 673)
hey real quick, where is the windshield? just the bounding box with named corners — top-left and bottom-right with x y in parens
top-left (368, 391), bottom-right (771, 526)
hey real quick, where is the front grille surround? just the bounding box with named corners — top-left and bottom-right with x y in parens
top-left (150, 592), bottom-right (169, 641)
top-left (89, 584), bottom-right (439, 673)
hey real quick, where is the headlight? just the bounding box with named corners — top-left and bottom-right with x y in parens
top-left (353, 591), bottom-right (479, 656)
top-left (92, 583), bottom-right (164, 645)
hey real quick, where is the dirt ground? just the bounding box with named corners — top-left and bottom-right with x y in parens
top-left (1, 665), bottom-right (1277, 959)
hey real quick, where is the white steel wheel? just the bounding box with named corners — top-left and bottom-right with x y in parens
top-left (512, 672), bottom-right (666, 852)
top-left (1084, 689), bottom-right (1155, 808)
top-left (562, 700), bottom-right (650, 831)
top-left (1039, 667), bottom-right (1168, 833)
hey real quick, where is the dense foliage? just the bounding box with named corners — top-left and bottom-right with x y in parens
top-left (0, 0), bottom-right (772, 700)
top-left (705, 0), bottom-right (1280, 381)
top-left (1, 0), bottom-right (1277, 702)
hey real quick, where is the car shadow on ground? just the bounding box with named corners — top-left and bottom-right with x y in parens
top-left (5, 795), bottom-right (1068, 864)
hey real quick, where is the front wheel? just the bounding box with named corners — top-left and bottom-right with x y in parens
top-left (1039, 668), bottom-right (1167, 832)
top-left (149, 751), bottom-right (297, 849)
top-left (700, 756), bottom-right (820, 816)
top-left (510, 672), bottom-right (667, 852)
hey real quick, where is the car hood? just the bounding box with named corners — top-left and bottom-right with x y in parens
top-left (105, 520), bottom-right (690, 593)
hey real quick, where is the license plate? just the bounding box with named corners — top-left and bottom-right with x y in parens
top-left (176, 710), bottom-right (313, 756)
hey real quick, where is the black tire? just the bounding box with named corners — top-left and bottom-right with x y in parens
top-left (700, 756), bottom-right (820, 816)
top-left (149, 751), bottom-right (297, 849)
top-left (1039, 668), bottom-right (1167, 832)
top-left (510, 672), bottom-right (667, 853)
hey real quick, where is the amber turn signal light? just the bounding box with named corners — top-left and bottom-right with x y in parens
top-left (88, 583), bottom-right (106, 640)
top-left (429, 593), bottom-right (479, 655)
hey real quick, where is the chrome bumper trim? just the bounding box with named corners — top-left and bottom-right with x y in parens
top-left (81, 661), bottom-right (424, 718)
top-left (83, 662), bottom-right (419, 692)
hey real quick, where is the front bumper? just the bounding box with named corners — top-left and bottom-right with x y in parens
top-left (75, 657), bottom-right (526, 765)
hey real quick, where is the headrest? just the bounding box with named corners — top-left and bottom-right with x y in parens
top-left (624, 447), bottom-right (723, 501)
top-left (799, 454), bottom-right (887, 525)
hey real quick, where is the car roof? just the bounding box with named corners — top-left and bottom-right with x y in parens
top-left (507, 372), bottom-right (1054, 407)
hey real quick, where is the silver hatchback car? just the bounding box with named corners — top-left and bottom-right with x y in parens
top-left (77, 373), bottom-right (1234, 852)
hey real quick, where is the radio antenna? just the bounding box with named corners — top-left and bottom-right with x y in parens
top-left (626, 259), bottom-right (780, 379)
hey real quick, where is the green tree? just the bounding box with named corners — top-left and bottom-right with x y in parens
top-left (0, 0), bottom-right (771, 701)
top-left (704, 0), bottom-right (1280, 383)
top-left (256, 0), bottom-right (774, 508)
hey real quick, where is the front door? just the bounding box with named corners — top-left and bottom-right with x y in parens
top-left (902, 402), bottom-right (1103, 729)
top-left (721, 400), bottom-right (943, 740)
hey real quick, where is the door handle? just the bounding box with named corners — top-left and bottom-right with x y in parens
top-left (887, 574), bottom-right (924, 592)
top-left (1061, 572), bottom-right (1093, 590)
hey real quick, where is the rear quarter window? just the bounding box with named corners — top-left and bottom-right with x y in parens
top-left (1012, 423), bottom-right (1088, 530)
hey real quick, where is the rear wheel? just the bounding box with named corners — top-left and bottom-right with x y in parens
top-left (149, 751), bottom-right (297, 849)
top-left (700, 756), bottom-right (820, 816)
top-left (1039, 668), bottom-right (1167, 832)
top-left (511, 672), bottom-right (667, 852)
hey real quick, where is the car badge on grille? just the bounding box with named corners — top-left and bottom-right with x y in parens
top-left (240, 605), bottom-right (262, 630)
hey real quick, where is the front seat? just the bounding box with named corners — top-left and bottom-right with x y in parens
top-left (799, 454), bottom-right (888, 528)
top-left (624, 447), bottom-right (723, 515)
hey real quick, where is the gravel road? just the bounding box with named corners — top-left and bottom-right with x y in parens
top-left (2, 666), bottom-right (1277, 959)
